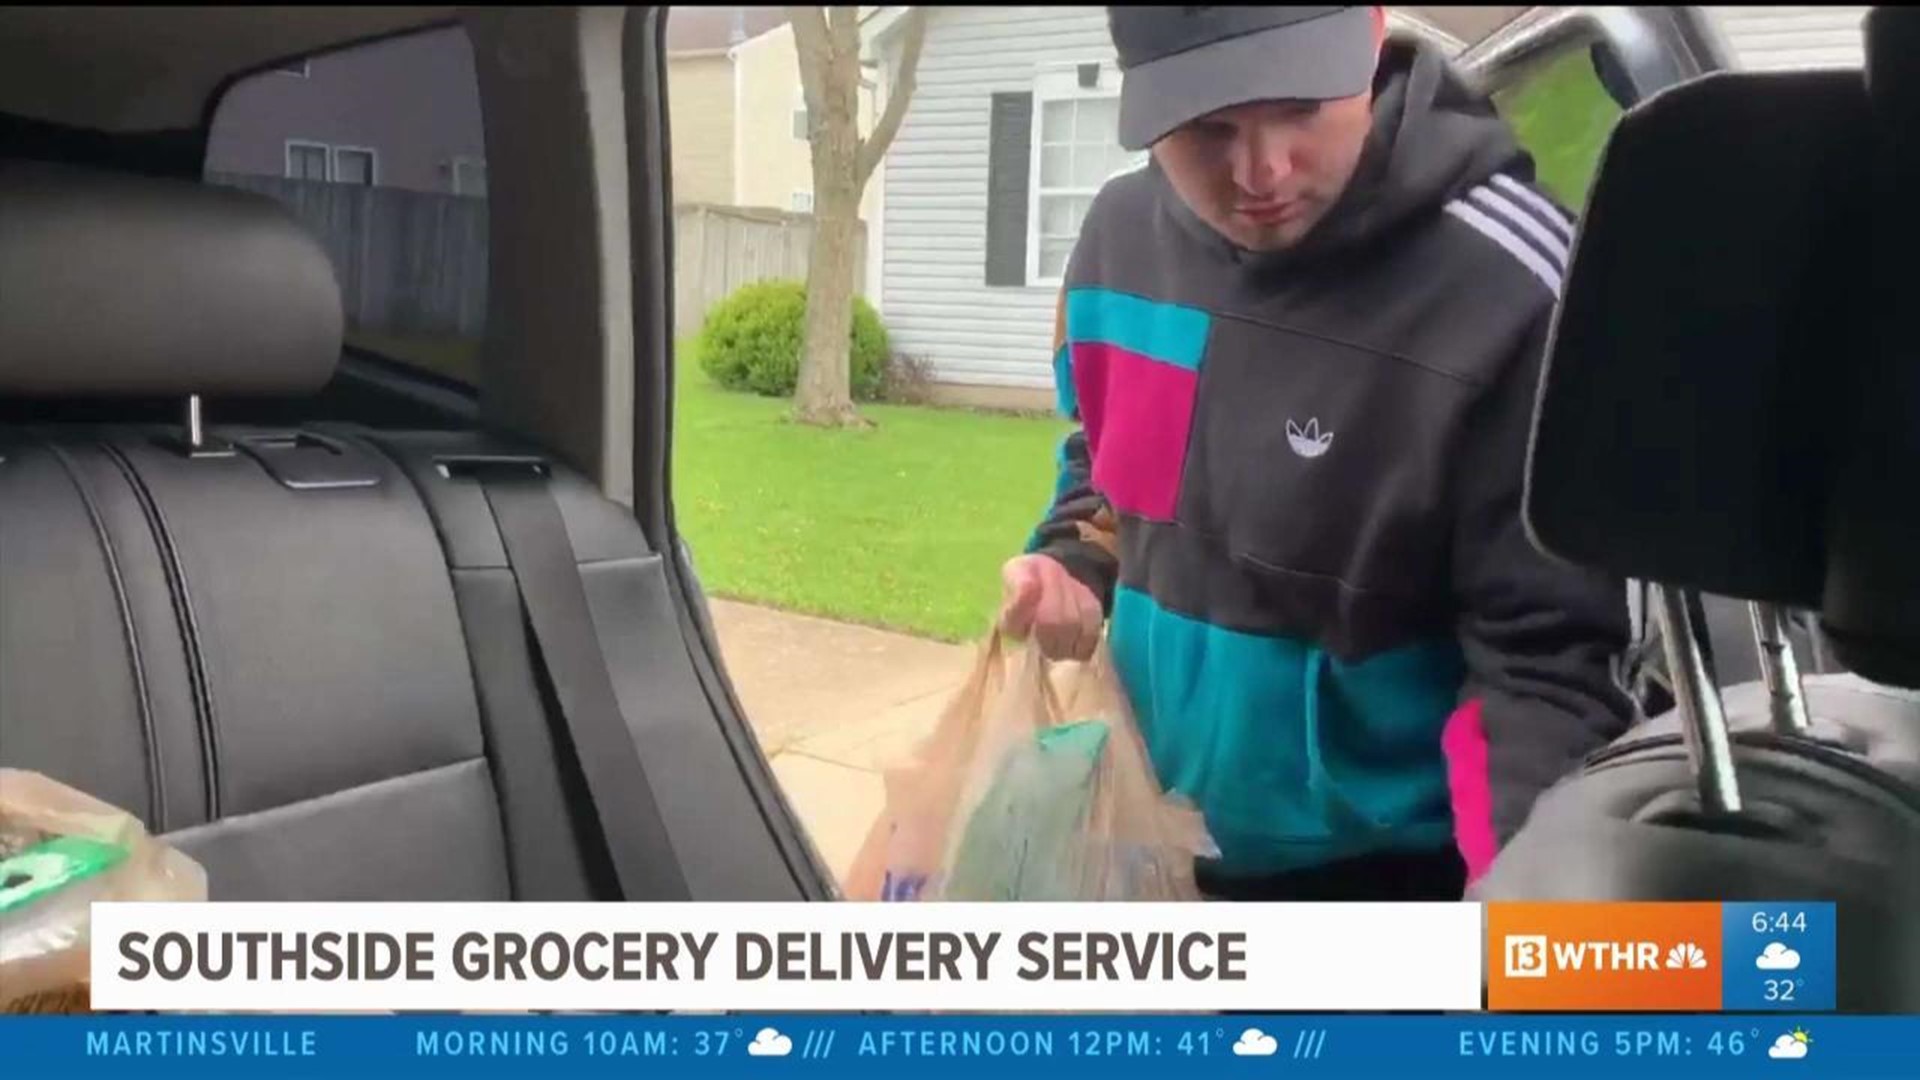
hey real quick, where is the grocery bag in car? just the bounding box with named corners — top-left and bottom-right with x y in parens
top-left (0, 769), bottom-right (208, 1013)
top-left (841, 630), bottom-right (1213, 902)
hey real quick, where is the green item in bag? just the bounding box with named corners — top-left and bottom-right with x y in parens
top-left (942, 719), bottom-right (1112, 901)
top-left (0, 836), bottom-right (128, 916)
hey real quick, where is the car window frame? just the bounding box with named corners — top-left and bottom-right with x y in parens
top-left (200, 19), bottom-right (488, 408)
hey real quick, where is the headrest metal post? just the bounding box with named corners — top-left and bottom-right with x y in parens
top-left (1749, 602), bottom-right (1814, 736)
top-left (186, 394), bottom-right (204, 451)
top-left (1654, 584), bottom-right (1743, 815)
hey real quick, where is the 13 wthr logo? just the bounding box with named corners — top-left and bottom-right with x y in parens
top-left (1505, 934), bottom-right (1710, 978)
top-left (1487, 904), bottom-right (1723, 1011)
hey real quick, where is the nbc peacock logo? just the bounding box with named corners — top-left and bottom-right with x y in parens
top-left (1664, 942), bottom-right (1708, 970)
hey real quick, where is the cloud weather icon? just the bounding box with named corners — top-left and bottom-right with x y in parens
top-left (1233, 1029), bottom-right (1279, 1057)
top-left (1769, 1030), bottom-right (1812, 1060)
top-left (749, 1029), bottom-right (794, 1057)
top-left (1757, 942), bottom-right (1803, 971)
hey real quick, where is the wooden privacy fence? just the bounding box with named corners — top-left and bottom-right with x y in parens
top-left (209, 176), bottom-right (862, 343)
top-left (211, 173), bottom-right (489, 340)
top-left (673, 202), bottom-right (866, 336)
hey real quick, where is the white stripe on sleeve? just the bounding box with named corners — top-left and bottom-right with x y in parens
top-left (1490, 173), bottom-right (1576, 239)
top-left (1444, 200), bottom-right (1565, 295)
top-left (1468, 185), bottom-right (1572, 268)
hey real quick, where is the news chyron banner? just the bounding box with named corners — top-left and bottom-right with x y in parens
top-left (89, 901), bottom-right (1481, 1012)
top-left (5, 899), bottom-right (1895, 1077)
top-left (83, 899), bottom-right (1836, 1014)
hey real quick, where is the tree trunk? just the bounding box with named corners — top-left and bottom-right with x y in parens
top-left (787, 6), bottom-right (926, 428)
top-left (794, 183), bottom-right (863, 426)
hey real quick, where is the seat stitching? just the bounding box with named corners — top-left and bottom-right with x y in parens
top-left (97, 439), bottom-right (224, 821)
top-left (159, 756), bottom-right (494, 841)
top-left (41, 439), bottom-right (169, 831)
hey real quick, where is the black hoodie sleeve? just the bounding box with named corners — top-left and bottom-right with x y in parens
top-left (1027, 431), bottom-right (1120, 612)
top-left (1446, 308), bottom-right (1635, 875)
top-left (1025, 290), bottom-right (1120, 612)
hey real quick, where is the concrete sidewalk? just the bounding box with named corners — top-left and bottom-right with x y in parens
top-left (708, 599), bottom-right (977, 884)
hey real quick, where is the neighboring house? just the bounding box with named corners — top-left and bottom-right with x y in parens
top-left (863, 4), bottom-right (1877, 404)
top-left (862, 6), bottom-right (1120, 405)
top-left (667, 7), bottom-right (880, 223)
top-left (1713, 6), bottom-right (1870, 70)
top-left (205, 26), bottom-right (485, 195)
top-left (730, 18), bottom-right (879, 224)
top-left (666, 6), bottom-right (788, 206)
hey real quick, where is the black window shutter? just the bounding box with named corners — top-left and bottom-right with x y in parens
top-left (984, 91), bottom-right (1033, 287)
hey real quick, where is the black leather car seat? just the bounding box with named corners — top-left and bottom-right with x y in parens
top-left (0, 159), bottom-right (811, 902)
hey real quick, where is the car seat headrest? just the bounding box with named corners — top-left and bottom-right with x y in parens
top-left (1820, 5), bottom-right (1920, 687)
top-left (1527, 6), bottom-right (1920, 690)
top-left (0, 159), bottom-right (342, 399)
top-left (1525, 66), bottom-right (1876, 610)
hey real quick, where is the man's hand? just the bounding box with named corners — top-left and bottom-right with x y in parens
top-left (998, 554), bottom-right (1104, 660)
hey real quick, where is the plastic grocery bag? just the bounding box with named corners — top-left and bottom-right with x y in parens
top-left (841, 632), bottom-right (1010, 901)
top-left (0, 769), bottom-right (208, 1013)
top-left (841, 631), bottom-right (1213, 901)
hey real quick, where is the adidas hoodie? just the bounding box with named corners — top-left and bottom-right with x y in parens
top-left (1027, 39), bottom-right (1634, 881)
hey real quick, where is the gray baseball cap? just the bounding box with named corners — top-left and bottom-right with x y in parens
top-left (1111, 6), bottom-right (1380, 151)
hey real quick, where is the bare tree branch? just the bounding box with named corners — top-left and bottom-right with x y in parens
top-left (827, 4), bottom-right (859, 41)
top-left (856, 7), bottom-right (927, 188)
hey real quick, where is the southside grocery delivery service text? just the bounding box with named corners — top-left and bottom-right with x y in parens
top-left (114, 930), bottom-right (1249, 985)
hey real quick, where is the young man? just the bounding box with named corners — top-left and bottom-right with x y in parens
top-left (1000, 6), bottom-right (1635, 900)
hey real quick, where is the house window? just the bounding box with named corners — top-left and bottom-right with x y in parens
top-left (791, 191), bottom-right (814, 213)
top-left (332, 146), bottom-right (377, 186)
top-left (1025, 66), bottom-right (1144, 285)
top-left (451, 156), bottom-right (488, 197)
top-left (791, 98), bottom-right (809, 142)
top-left (285, 140), bottom-right (330, 181)
top-left (283, 141), bottom-right (377, 186)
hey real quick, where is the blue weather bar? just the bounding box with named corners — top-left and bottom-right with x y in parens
top-left (1, 1013), bottom-right (1913, 1079)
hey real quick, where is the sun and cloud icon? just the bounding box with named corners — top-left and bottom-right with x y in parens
top-left (1757, 942), bottom-right (1803, 971)
top-left (1769, 1028), bottom-right (1813, 1060)
top-left (748, 1028), bottom-right (794, 1057)
top-left (1233, 1029), bottom-right (1279, 1057)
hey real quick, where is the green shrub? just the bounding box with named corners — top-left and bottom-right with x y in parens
top-left (697, 279), bottom-right (889, 400)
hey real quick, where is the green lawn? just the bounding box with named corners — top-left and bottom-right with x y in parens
top-left (1494, 47), bottom-right (1624, 211)
top-left (341, 329), bottom-right (1073, 641)
top-left (673, 365), bottom-right (1072, 642)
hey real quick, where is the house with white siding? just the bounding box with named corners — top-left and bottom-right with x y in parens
top-left (864, 5), bottom-right (1873, 408)
top-left (1714, 6), bottom-right (1870, 71)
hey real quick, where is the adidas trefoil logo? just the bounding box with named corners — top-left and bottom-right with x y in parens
top-left (1286, 418), bottom-right (1334, 459)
